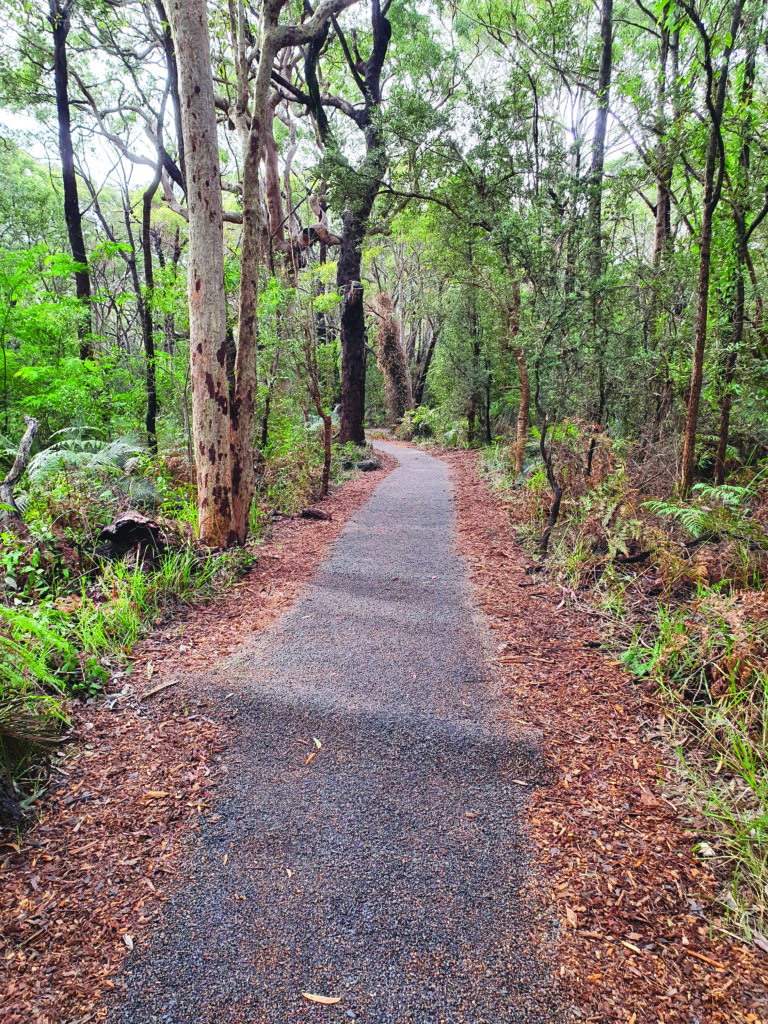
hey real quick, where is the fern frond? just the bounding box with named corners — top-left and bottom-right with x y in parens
top-left (27, 434), bottom-right (145, 484)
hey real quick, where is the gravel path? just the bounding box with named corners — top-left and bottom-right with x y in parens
top-left (111, 442), bottom-right (560, 1023)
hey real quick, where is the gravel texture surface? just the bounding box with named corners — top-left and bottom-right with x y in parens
top-left (110, 442), bottom-right (560, 1023)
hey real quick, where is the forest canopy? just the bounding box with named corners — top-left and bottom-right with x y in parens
top-left (0, 0), bottom-right (766, 543)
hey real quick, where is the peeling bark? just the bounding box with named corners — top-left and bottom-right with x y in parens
top-left (373, 292), bottom-right (413, 422)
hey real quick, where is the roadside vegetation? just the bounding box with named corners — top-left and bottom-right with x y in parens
top-left (454, 425), bottom-right (768, 939)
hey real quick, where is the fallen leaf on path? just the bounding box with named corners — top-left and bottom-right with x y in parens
top-left (312, 737), bottom-right (322, 749)
top-left (123, 935), bottom-right (134, 950)
top-left (143, 790), bottom-right (168, 799)
top-left (302, 992), bottom-right (342, 1005)
top-left (566, 907), bottom-right (578, 928)
top-left (305, 751), bottom-right (317, 766)
top-left (638, 786), bottom-right (658, 806)
top-left (621, 940), bottom-right (643, 955)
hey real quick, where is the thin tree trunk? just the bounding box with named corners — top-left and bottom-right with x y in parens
top-left (467, 291), bottom-right (480, 447)
top-left (166, 0), bottom-right (233, 547)
top-left (538, 419), bottom-right (563, 557)
top-left (745, 251), bottom-right (768, 355)
top-left (563, 127), bottom-right (581, 299)
top-left (231, 0), bottom-right (358, 532)
top-left (142, 163), bottom-right (163, 452)
top-left (320, 412), bottom-right (332, 497)
top-left (506, 280), bottom-right (530, 474)
top-left (646, 21), bottom-right (679, 440)
top-left (484, 362), bottom-right (492, 446)
top-left (515, 349), bottom-right (530, 474)
top-left (413, 320), bottom-right (437, 407)
top-left (586, 0), bottom-right (613, 284)
top-left (154, 0), bottom-right (186, 192)
top-left (230, 29), bottom-right (275, 543)
top-left (585, 0), bottom-right (613, 470)
top-left (119, 191), bottom-right (158, 452)
top-left (652, 16), bottom-right (674, 267)
top-left (679, 0), bottom-right (745, 495)
top-left (259, 347), bottom-right (281, 449)
top-left (714, 350), bottom-right (737, 485)
top-left (715, 33), bottom-right (756, 486)
top-left (49, 1), bottom-right (92, 359)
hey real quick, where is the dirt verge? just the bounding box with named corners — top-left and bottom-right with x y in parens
top-left (0, 455), bottom-right (395, 1024)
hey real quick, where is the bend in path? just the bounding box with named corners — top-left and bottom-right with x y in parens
top-left (110, 441), bottom-right (561, 1024)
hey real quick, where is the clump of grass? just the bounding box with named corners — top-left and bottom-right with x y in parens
top-left (625, 592), bottom-right (768, 931)
top-left (0, 543), bottom-right (253, 803)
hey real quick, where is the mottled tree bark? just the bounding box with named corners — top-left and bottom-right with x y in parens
top-left (166, 0), bottom-right (233, 547)
top-left (0, 416), bottom-right (38, 520)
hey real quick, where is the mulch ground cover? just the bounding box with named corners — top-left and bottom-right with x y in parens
top-left (443, 447), bottom-right (768, 1024)
top-left (0, 456), bottom-right (394, 1024)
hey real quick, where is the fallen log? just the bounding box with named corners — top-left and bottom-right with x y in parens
top-left (300, 507), bottom-right (332, 521)
top-left (0, 415), bottom-right (39, 520)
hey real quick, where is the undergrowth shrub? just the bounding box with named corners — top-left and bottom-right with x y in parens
top-left (482, 427), bottom-right (768, 933)
top-left (395, 407), bottom-right (460, 445)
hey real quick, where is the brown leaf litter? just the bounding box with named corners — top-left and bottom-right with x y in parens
top-left (0, 455), bottom-right (394, 1024)
top-left (443, 447), bottom-right (768, 1024)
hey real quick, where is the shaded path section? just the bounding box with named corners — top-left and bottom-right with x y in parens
top-left (111, 443), bottom-right (559, 1023)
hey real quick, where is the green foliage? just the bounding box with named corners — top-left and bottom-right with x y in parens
top-left (26, 429), bottom-right (145, 486)
top-left (644, 476), bottom-right (768, 543)
top-left (624, 593), bottom-right (768, 929)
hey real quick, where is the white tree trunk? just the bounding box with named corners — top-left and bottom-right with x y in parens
top-left (166, 0), bottom-right (233, 547)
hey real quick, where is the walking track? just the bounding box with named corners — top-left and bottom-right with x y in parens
top-left (111, 442), bottom-right (561, 1023)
